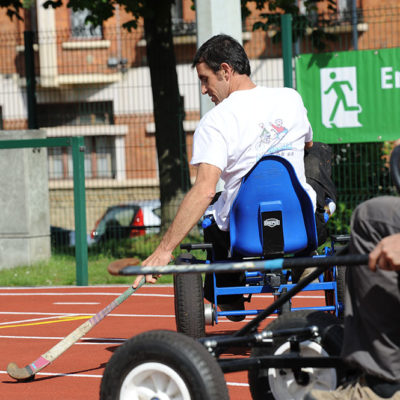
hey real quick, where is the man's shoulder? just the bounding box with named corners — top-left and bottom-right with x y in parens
top-left (237, 86), bottom-right (300, 101)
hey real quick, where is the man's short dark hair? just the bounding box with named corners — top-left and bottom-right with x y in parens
top-left (192, 34), bottom-right (251, 76)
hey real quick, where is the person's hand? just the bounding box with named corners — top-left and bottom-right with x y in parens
top-left (132, 249), bottom-right (174, 288)
top-left (369, 233), bottom-right (400, 272)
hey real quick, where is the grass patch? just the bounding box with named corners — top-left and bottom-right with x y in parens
top-left (0, 254), bottom-right (175, 287)
top-left (0, 232), bottom-right (207, 287)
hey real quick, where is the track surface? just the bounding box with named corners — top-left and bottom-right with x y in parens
top-left (0, 284), bottom-right (326, 399)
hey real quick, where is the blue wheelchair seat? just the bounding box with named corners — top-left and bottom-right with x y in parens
top-left (177, 155), bottom-right (343, 327)
top-left (230, 155), bottom-right (318, 259)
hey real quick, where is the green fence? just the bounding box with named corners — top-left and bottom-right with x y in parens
top-left (0, 5), bottom-right (399, 266)
top-left (0, 137), bottom-right (89, 284)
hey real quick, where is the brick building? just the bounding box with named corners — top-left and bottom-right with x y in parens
top-left (0, 0), bottom-right (398, 231)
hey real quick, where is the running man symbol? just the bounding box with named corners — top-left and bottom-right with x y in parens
top-left (321, 67), bottom-right (362, 128)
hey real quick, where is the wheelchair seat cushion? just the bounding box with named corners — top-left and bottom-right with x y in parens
top-left (229, 155), bottom-right (318, 258)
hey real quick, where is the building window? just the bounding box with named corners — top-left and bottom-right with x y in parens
top-left (37, 101), bottom-right (113, 127)
top-left (47, 136), bottom-right (115, 179)
top-left (338, 0), bottom-right (352, 21)
top-left (171, 0), bottom-right (196, 36)
top-left (70, 8), bottom-right (102, 39)
top-left (84, 136), bottom-right (115, 178)
top-left (39, 101), bottom-right (117, 180)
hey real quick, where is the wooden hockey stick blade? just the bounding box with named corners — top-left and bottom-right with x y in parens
top-left (107, 257), bottom-right (141, 276)
top-left (117, 254), bottom-right (370, 276)
top-left (6, 277), bottom-right (145, 381)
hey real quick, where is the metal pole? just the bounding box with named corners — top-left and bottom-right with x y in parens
top-left (351, 0), bottom-right (358, 50)
top-left (24, 31), bottom-right (38, 129)
top-left (72, 137), bottom-right (88, 286)
top-left (0, 137), bottom-right (89, 286)
top-left (281, 14), bottom-right (293, 88)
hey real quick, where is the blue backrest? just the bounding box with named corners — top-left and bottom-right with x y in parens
top-left (229, 155), bottom-right (318, 258)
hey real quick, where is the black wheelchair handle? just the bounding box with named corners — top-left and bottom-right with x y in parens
top-left (390, 144), bottom-right (400, 194)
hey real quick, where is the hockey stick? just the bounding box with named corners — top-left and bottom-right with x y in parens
top-left (7, 277), bottom-right (145, 381)
top-left (114, 254), bottom-right (369, 276)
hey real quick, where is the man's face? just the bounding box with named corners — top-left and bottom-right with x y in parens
top-left (196, 62), bottom-right (229, 105)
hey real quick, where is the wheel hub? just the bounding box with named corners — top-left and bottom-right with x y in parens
top-left (120, 362), bottom-right (191, 400)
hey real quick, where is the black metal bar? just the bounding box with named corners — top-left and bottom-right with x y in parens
top-left (24, 31), bottom-right (38, 129)
top-left (232, 264), bottom-right (329, 338)
top-left (200, 326), bottom-right (317, 350)
top-left (218, 355), bottom-right (345, 373)
top-left (390, 145), bottom-right (400, 192)
top-left (118, 254), bottom-right (369, 276)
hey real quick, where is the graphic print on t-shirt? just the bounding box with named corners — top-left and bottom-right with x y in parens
top-left (255, 118), bottom-right (293, 160)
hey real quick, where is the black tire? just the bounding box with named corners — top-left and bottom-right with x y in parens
top-left (100, 330), bottom-right (229, 400)
top-left (248, 310), bottom-right (343, 400)
top-left (336, 266), bottom-right (346, 312)
top-left (324, 266), bottom-right (346, 317)
top-left (173, 253), bottom-right (206, 338)
top-left (277, 287), bottom-right (291, 315)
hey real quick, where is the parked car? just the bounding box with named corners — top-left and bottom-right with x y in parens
top-left (50, 226), bottom-right (95, 248)
top-left (90, 200), bottom-right (161, 243)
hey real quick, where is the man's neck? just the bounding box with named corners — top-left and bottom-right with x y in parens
top-left (229, 74), bottom-right (256, 94)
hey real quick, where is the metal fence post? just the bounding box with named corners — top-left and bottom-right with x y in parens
top-left (351, 0), bottom-right (358, 50)
top-left (71, 137), bottom-right (88, 286)
top-left (24, 31), bottom-right (38, 129)
top-left (281, 14), bottom-right (293, 88)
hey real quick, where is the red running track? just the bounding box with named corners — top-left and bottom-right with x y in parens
top-left (0, 285), bottom-right (326, 400)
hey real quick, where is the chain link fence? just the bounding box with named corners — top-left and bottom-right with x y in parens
top-left (0, 6), bottom-right (399, 260)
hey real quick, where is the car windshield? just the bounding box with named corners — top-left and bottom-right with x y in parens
top-left (152, 207), bottom-right (161, 219)
top-left (95, 206), bottom-right (140, 236)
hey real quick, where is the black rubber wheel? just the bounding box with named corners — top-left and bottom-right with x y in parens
top-left (248, 310), bottom-right (343, 400)
top-left (324, 266), bottom-right (346, 317)
top-left (100, 330), bottom-right (229, 400)
top-left (277, 287), bottom-right (291, 315)
top-left (173, 253), bottom-right (206, 338)
top-left (336, 266), bottom-right (346, 310)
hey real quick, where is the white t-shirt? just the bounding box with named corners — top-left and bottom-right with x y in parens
top-left (191, 86), bottom-right (317, 231)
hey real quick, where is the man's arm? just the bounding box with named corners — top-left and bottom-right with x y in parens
top-left (305, 141), bottom-right (313, 149)
top-left (133, 163), bottom-right (221, 287)
top-left (369, 233), bottom-right (400, 272)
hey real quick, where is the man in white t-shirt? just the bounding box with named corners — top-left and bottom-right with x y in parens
top-left (133, 34), bottom-right (320, 317)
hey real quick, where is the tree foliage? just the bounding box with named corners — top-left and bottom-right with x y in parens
top-left (242, 0), bottom-right (339, 51)
top-left (0, 0), bottom-right (190, 231)
top-left (1, 0), bottom-right (342, 232)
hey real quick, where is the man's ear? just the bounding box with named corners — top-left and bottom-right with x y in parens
top-left (220, 62), bottom-right (233, 80)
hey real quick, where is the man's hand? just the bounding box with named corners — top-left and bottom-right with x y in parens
top-left (132, 249), bottom-right (173, 288)
top-left (369, 233), bottom-right (400, 272)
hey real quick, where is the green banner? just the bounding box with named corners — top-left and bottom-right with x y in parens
top-left (296, 48), bottom-right (400, 143)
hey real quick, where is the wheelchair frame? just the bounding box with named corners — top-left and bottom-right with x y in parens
top-left (100, 145), bottom-right (400, 400)
top-left (101, 254), bottom-right (367, 400)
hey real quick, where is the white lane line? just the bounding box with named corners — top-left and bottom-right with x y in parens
top-left (0, 370), bottom-right (249, 386)
top-left (226, 382), bottom-right (250, 387)
top-left (252, 294), bottom-right (325, 299)
top-left (0, 284), bottom-right (172, 290)
top-left (0, 370), bottom-right (104, 378)
top-left (0, 311), bottom-right (271, 321)
top-left (0, 311), bottom-right (175, 318)
top-left (0, 291), bottom-right (323, 299)
top-left (0, 315), bottom-right (81, 326)
top-left (53, 302), bottom-right (100, 305)
top-left (0, 335), bottom-right (127, 344)
top-left (0, 292), bottom-right (174, 297)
